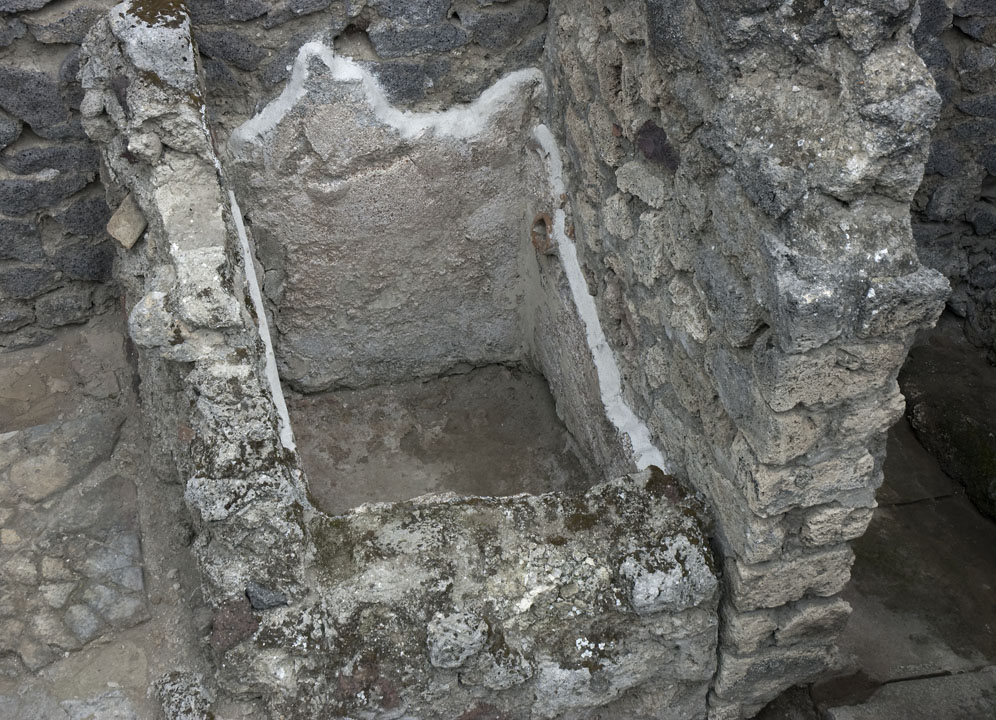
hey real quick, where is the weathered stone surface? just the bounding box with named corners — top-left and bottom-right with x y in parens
top-left (245, 581), bottom-right (287, 610)
top-left (21, 1), bottom-right (114, 44)
top-left (0, 17), bottom-right (27, 48)
top-left (0, 265), bottom-right (60, 300)
top-left (461, 0), bottom-right (548, 50)
top-left (0, 109), bottom-right (20, 149)
top-left (229, 52), bottom-right (545, 391)
top-left (721, 597), bottom-right (852, 655)
top-left (0, 66), bottom-right (73, 137)
top-left (276, 469), bottom-right (719, 719)
top-left (0, 142), bottom-right (99, 176)
top-left (35, 285), bottom-right (93, 327)
top-left (825, 666), bottom-right (996, 720)
top-left (155, 671), bottom-right (215, 720)
top-left (726, 545), bottom-right (855, 612)
top-left (53, 240), bottom-right (114, 282)
top-left (0, 0), bottom-right (56, 11)
top-left (56, 191), bottom-right (112, 238)
top-left (368, 18), bottom-right (470, 58)
top-left (0, 218), bottom-right (43, 262)
top-left (0, 172), bottom-right (91, 216)
top-left (195, 30), bottom-right (267, 72)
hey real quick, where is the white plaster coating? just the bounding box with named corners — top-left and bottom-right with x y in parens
top-left (229, 190), bottom-right (296, 452)
top-left (230, 41), bottom-right (543, 152)
top-left (532, 124), bottom-right (668, 472)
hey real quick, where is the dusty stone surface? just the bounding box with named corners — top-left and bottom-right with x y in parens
top-left (824, 667), bottom-right (996, 720)
top-left (0, 313), bottom-right (212, 717)
top-left (290, 364), bottom-right (595, 514)
top-left (229, 46), bottom-right (547, 392)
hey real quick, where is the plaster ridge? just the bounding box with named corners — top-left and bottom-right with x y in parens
top-left (230, 40), bottom-right (543, 152)
top-left (532, 124), bottom-right (668, 473)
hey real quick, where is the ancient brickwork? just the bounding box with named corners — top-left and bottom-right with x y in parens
top-left (544, 1), bottom-right (947, 717)
top-left (913, 0), bottom-right (996, 359)
top-left (0, 0), bottom-right (121, 350)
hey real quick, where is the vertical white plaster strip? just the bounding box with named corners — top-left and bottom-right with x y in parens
top-left (229, 190), bottom-right (296, 453)
top-left (230, 41), bottom-right (543, 151)
top-left (532, 124), bottom-right (667, 471)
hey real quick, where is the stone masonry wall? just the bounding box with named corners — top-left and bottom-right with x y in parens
top-left (545, 1), bottom-right (948, 717)
top-left (0, 0), bottom-right (120, 350)
top-left (913, 0), bottom-right (996, 358)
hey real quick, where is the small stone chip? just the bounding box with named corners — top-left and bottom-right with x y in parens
top-left (106, 193), bottom-right (147, 249)
top-left (245, 581), bottom-right (287, 610)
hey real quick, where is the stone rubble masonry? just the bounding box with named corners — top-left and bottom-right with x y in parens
top-left (546, 0), bottom-right (946, 717)
top-left (912, 0), bottom-right (996, 360)
top-left (0, 0), bottom-right (120, 351)
top-left (80, 3), bottom-right (719, 718)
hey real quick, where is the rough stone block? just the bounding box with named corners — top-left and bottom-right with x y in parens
top-left (53, 240), bottom-right (113, 282)
top-left (196, 30), bottom-right (267, 72)
top-left (368, 19), bottom-right (470, 58)
top-left (0, 17), bottom-right (26, 48)
top-left (0, 65), bottom-right (71, 136)
top-left (35, 284), bottom-right (93, 328)
top-left (0, 299), bottom-right (33, 332)
top-left (21, 2), bottom-right (112, 45)
top-left (752, 332), bottom-right (905, 412)
top-left (0, 173), bottom-right (91, 216)
top-left (370, 0), bottom-right (450, 24)
top-left (726, 545), bottom-right (855, 612)
top-left (188, 0), bottom-right (269, 23)
top-left (106, 192), bottom-right (147, 249)
top-left (0, 265), bottom-right (59, 300)
top-left (713, 642), bottom-right (838, 705)
top-left (0, 218), bottom-right (44, 262)
top-left (56, 191), bottom-right (111, 238)
top-left (0, 0), bottom-right (56, 11)
top-left (0, 109), bottom-right (20, 149)
top-left (616, 159), bottom-right (668, 208)
top-left (799, 505), bottom-right (875, 547)
top-left (710, 345), bottom-right (821, 466)
top-left (720, 597), bottom-right (852, 655)
top-left (695, 249), bottom-right (765, 347)
top-left (367, 58), bottom-right (450, 103)
top-left (732, 434), bottom-right (877, 517)
top-left (461, 0), bottom-right (548, 50)
top-left (0, 142), bottom-right (99, 175)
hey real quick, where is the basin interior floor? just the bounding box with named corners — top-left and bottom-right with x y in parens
top-left (287, 364), bottom-right (596, 516)
top-left (757, 314), bottom-right (996, 719)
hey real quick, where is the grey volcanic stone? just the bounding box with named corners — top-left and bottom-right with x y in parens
top-left (368, 19), bottom-right (469, 58)
top-left (0, 300), bottom-right (33, 332)
top-left (0, 173), bottom-right (90, 216)
top-left (196, 30), bottom-right (267, 72)
top-left (0, 218), bottom-right (43, 262)
top-left (0, 143), bottom-right (99, 175)
top-left (261, 34), bottom-right (309, 86)
top-left (188, 0), bottom-right (269, 23)
top-left (0, 66), bottom-right (70, 136)
top-left (0, 110), bottom-right (19, 149)
top-left (56, 192), bottom-right (112, 237)
top-left (370, 0), bottom-right (450, 24)
top-left (53, 241), bottom-right (114, 282)
top-left (245, 581), bottom-right (287, 610)
top-left (155, 671), bottom-right (214, 720)
top-left (0, 17), bottom-right (27, 48)
top-left (35, 285), bottom-right (93, 327)
top-left (368, 58), bottom-right (450, 102)
top-left (427, 611), bottom-right (488, 669)
top-left (461, 0), bottom-right (548, 50)
top-left (22, 3), bottom-right (109, 45)
top-left (0, 266), bottom-right (59, 299)
top-left (0, 0), bottom-right (56, 11)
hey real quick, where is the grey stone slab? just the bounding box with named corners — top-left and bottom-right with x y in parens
top-left (0, 65), bottom-right (71, 135)
top-left (825, 667), bottom-right (996, 720)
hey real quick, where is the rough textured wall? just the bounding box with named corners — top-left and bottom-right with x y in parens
top-left (187, 0), bottom-right (550, 139)
top-left (545, 1), bottom-right (948, 717)
top-left (0, 0), bottom-right (119, 350)
top-left (913, 0), bottom-right (996, 358)
top-left (228, 52), bottom-right (547, 391)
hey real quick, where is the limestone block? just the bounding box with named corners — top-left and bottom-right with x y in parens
top-left (617, 160), bottom-right (668, 208)
top-left (856, 268), bottom-right (949, 338)
top-left (752, 332), bottom-right (905, 412)
top-left (713, 642), bottom-right (838, 705)
top-left (726, 544), bottom-right (854, 612)
top-left (710, 345), bottom-right (822, 466)
top-left (720, 597), bottom-right (852, 655)
top-left (732, 434), bottom-right (876, 517)
top-left (799, 505), bottom-right (875, 547)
